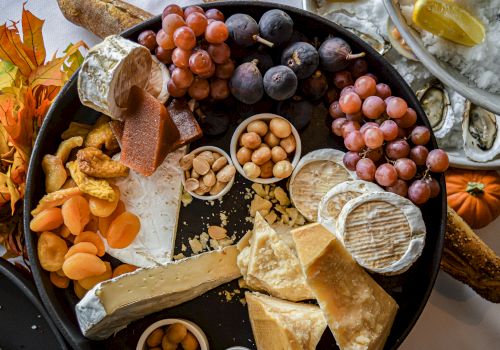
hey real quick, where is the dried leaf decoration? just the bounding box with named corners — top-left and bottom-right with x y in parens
top-left (0, 2), bottom-right (87, 257)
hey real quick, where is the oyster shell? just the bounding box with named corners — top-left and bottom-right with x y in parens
top-left (345, 26), bottom-right (391, 56)
top-left (416, 81), bottom-right (454, 138)
top-left (462, 101), bottom-right (500, 162)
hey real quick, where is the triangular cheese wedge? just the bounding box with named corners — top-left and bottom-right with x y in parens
top-left (237, 213), bottom-right (314, 301)
top-left (292, 223), bottom-right (398, 350)
top-left (246, 292), bottom-right (327, 350)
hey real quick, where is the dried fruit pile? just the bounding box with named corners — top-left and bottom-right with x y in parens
top-left (29, 118), bottom-right (140, 297)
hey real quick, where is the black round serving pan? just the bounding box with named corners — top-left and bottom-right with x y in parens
top-left (0, 258), bottom-right (68, 349)
top-left (24, 2), bottom-right (446, 349)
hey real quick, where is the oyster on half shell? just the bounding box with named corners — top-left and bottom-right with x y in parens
top-left (462, 101), bottom-right (500, 163)
top-left (416, 81), bottom-right (454, 138)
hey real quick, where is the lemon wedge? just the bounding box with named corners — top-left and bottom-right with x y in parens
top-left (412, 0), bottom-right (485, 46)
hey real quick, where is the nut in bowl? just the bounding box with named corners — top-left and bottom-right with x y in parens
top-left (180, 146), bottom-right (235, 201)
top-left (136, 318), bottom-right (208, 350)
top-left (230, 114), bottom-right (301, 184)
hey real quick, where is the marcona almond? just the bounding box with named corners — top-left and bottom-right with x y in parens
top-left (184, 170), bottom-right (190, 179)
top-left (210, 181), bottom-right (226, 195)
top-left (271, 146), bottom-right (287, 163)
top-left (203, 170), bottom-right (216, 187)
top-left (216, 164), bottom-right (236, 182)
top-left (212, 152), bottom-right (222, 160)
top-left (264, 131), bottom-right (280, 148)
top-left (197, 151), bottom-right (215, 165)
top-left (192, 157), bottom-right (210, 175)
top-left (251, 147), bottom-right (272, 166)
top-left (191, 169), bottom-right (200, 179)
top-left (243, 162), bottom-right (260, 178)
top-left (184, 178), bottom-right (199, 192)
top-left (273, 160), bottom-right (293, 178)
top-left (208, 225), bottom-right (227, 240)
top-left (269, 118), bottom-right (292, 138)
top-left (237, 147), bottom-right (252, 165)
top-left (260, 160), bottom-right (274, 178)
top-left (212, 156), bottom-right (228, 172)
top-left (179, 153), bottom-right (195, 170)
top-left (280, 134), bottom-right (296, 154)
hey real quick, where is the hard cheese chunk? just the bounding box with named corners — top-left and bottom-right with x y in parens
top-left (120, 86), bottom-right (180, 176)
top-left (292, 223), bottom-right (398, 350)
top-left (237, 212), bottom-right (314, 302)
top-left (246, 292), bottom-right (327, 350)
top-left (76, 245), bottom-right (241, 339)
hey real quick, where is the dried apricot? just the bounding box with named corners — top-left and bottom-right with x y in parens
top-left (73, 281), bottom-right (88, 299)
top-left (37, 232), bottom-right (68, 272)
top-left (55, 269), bottom-right (66, 277)
top-left (98, 200), bottom-right (125, 237)
top-left (78, 261), bottom-right (112, 290)
top-left (50, 272), bottom-right (70, 289)
top-left (62, 253), bottom-right (106, 280)
top-left (61, 195), bottom-right (90, 235)
top-left (65, 242), bottom-right (98, 259)
top-left (85, 214), bottom-right (99, 232)
top-left (112, 264), bottom-right (138, 278)
top-left (89, 186), bottom-right (120, 217)
top-left (30, 208), bottom-right (64, 232)
top-left (31, 187), bottom-right (82, 216)
top-left (106, 212), bottom-right (141, 249)
top-left (74, 231), bottom-right (105, 257)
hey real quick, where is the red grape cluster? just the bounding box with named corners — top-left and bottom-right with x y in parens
top-left (137, 4), bottom-right (234, 101)
top-left (329, 70), bottom-right (449, 205)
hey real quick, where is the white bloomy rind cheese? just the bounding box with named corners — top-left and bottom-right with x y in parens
top-left (78, 35), bottom-right (152, 120)
top-left (336, 192), bottom-right (426, 275)
top-left (76, 245), bottom-right (241, 340)
top-left (289, 149), bottom-right (354, 222)
top-left (318, 180), bottom-right (383, 238)
top-left (106, 147), bottom-right (186, 268)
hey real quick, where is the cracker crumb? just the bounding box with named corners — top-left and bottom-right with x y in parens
top-left (188, 237), bottom-right (203, 254)
top-left (173, 253), bottom-right (185, 260)
top-left (181, 190), bottom-right (193, 207)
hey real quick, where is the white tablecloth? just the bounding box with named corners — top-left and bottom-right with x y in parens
top-left (0, 0), bottom-right (498, 349)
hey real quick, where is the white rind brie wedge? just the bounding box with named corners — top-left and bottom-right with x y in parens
top-left (78, 35), bottom-right (152, 120)
top-left (107, 147), bottom-right (186, 268)
top-left (336, 192), bottom-right (426, 275)
top-left (318, 180), bottom-right (383, 237)
top-left (289, 149), bottom-right (354, 222)
top-left (76, 245), bottom-right (241, 340)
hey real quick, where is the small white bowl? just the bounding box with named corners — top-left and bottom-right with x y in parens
top-left (230, 113), bottom-right (302, 184)
top-left (181, 146), bottom-right (235, 201)
top-left (136, 318), bottom-right (209, 350)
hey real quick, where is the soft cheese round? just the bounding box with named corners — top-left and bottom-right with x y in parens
top-left (289, 149), bottom-right (354, 222)
top-left (78, 35), bottom-right (152, 121)
top-left (145, 55), bottom-right (170, 104)
top-left (336, 192), bottom-right (426, 275)
top-left (318, 180), bottom-right (383, 237)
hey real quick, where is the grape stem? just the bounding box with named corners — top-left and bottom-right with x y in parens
top-left (346, 52), bottom-right (366, 60)
top-left (253, 34), bottom-right (274, 48)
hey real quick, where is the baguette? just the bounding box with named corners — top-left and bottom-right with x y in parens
top-left (57, 0), bottom-right (153, 38)
top-left (441, 208), bottom-right (500, 303)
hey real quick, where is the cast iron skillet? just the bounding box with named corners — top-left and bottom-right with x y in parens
top-left (24, 2), bottom-right (446, 349)
top-left (0, 259), bottom-right (68, 349)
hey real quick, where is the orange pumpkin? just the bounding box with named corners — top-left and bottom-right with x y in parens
top-left (446, 169), bottom-right (500, 229)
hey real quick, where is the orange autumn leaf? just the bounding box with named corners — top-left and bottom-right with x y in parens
top-left (0, 172), bottom-right (11, 205)
top-left (0, 23), bottom-right (35, 76)
top-left (21, 3), bottom-right (45, 66)
top-left (29, 41), bottom-right (86, 87)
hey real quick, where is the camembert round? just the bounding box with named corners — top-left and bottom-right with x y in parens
top-left (318, 180), bottom-right (383, 237)
top-left (336, 192), bottom-right (426, 275)
top-left (289, 149), bottom-right (353, 221)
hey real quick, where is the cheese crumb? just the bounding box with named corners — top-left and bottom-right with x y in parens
top-left (188, 238), bottom-right (203, 254)
top-left (173, 253), bottom-right (185, 260)
top-left (181, 244), bottom-right (187, 252)
top-left (181, 190), bottom-right (192, 207)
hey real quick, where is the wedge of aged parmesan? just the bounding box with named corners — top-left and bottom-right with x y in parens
top-left (292, 223), bottom-right (398, 350)
top-left (76, 245), bottom-right (241, 340)
top-left (237, 213), bottom-right (314, 302)
top-left (289, 149), bottom-right (354, 221)
top-left (105, 147), bottom-right (186, 268)
top-left (318, 180), bottom-right (383, 237)
top-left (336, 192), bottom-right (426, 275)
top-left (246, 292), bottom-right (327, 350)
top-left (78, 35), bottom-right (152, 120)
